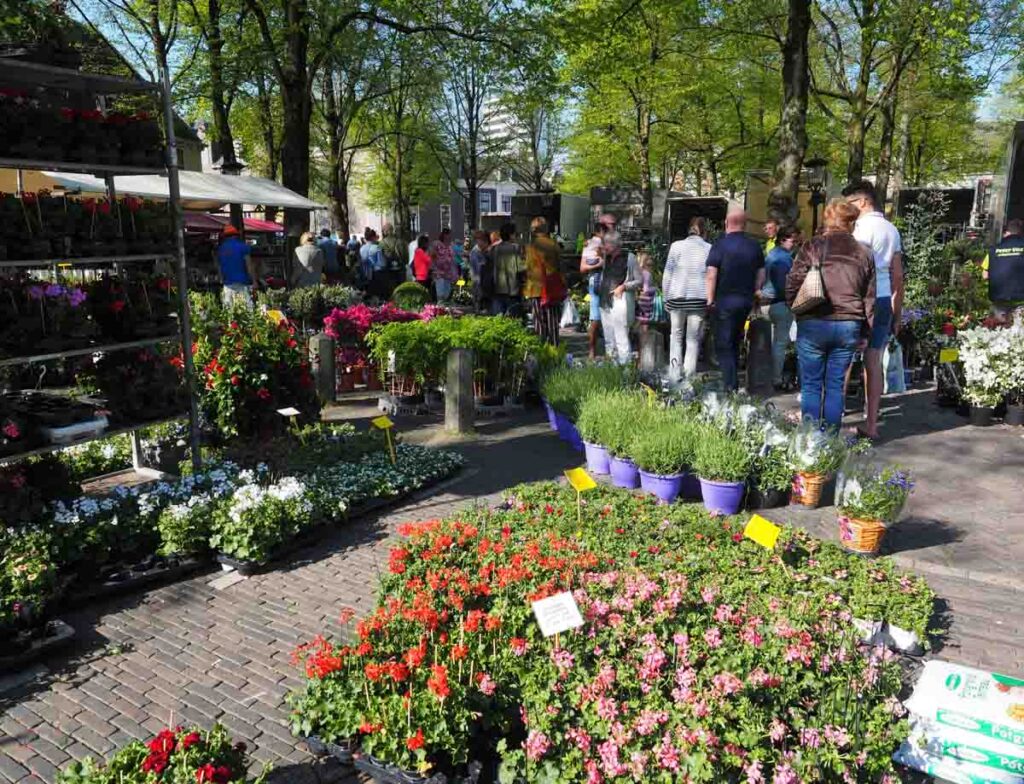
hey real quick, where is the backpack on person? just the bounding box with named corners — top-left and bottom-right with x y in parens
top-left (791, 239), bottom-right (828, 316)
top-left (541, 267), bottom-right (567, 305)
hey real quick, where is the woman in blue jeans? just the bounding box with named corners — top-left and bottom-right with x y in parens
top-left (785, 200), bottom-right (876, 430)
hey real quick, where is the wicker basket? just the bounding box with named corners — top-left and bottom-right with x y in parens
top-left (838, 515), bottom-right (887, 555)
top-left (791, 471), bottom-right (827, 507)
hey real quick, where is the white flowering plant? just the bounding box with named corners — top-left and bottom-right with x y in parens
top-left (958, 325), bottom-right (1016, 407)
top-left (209, 476), bottom-right (315, 564)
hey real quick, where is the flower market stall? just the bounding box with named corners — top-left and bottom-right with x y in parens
top-left (0, 57), bottom-right (201, 480)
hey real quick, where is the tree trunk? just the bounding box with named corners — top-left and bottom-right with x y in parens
top-left (891, 110), bottom-right (911, 215)
top-left (768, 0), bottom-right (811, 224)
top-left (279, 0), bottom-right (311, 237)
top-left (280, 86), bottom-right (311, 235)
top-left (846, 112), bottom-right (866, 183)
top-left (638, 110), bottom-right (653, 226)
top-left (875, 87), bottom-right (897, 212)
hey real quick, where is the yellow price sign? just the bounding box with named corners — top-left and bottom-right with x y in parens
top-left (266, 309), bottom-right (287, 324)
top-left (564, 467), bottom-right (597, 493)
top-left (456, 278), bottom-right (466, 287)
top-left (372, 415), bottom-right (397, 464)
top-left (565, 467), bottom-right (597, 528)
top-left (743, 514), bottom-right (781, 550)
top-left (939, 348), bottom-right (960, 363)
top-left (640, 383), bottom-right (657, 405)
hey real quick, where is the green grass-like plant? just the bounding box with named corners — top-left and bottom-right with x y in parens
top-left (630, 415), bottom-right (696, 475)
top-left (692, 424), bottom-right (752, 483)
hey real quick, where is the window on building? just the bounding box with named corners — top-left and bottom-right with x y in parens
top-left (479, 191), bottom-right (495, 213)
top-left (501, 194), bottom-right (512, 213)
top-left (409, 210), bottom-right (420, 235)
top-left (440, 204), bottom-right (452, 230)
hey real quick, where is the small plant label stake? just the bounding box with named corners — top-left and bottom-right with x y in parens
top-left (532, 591), bottom-right (584, 650)
top-left (939, 347), bottom-right (960, 363)
top-left (743, 514), bottom-right (781, 549)
top-left (372, 414), bottom-right (397, 465)
top-left (564, 467), bottom-right (596, 528)
top-left (277, 406), bottom-right (301, 438)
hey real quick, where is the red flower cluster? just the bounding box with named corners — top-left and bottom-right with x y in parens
top-left (141, 729), bottom-right (177, 774)
top-left (195, 763), bottom-right (232, 783)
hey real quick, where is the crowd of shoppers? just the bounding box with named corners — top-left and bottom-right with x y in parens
top-left (212, 174), bottom-right (921, 437)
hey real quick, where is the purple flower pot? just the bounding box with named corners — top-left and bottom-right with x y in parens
top-left (554, 411), bottom-right (572, 442)
top-left (699, 477), bottom-right (746, 516)
top-left (639, 470), bottom-right (683, 504)
top-left (609, 456), bottom-right (640, 489)
top-left (680, 471), bottom-right (702, 500)
top-left (584, 442), bottom-right (611, 475)
top-left (542, 399), bottom-right (558, 431)
top-left (566, 421), bottom-right (584, 452)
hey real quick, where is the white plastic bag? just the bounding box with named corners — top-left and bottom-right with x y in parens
top-left (883, 338), bottom-right (906, 394)
top-left (560, 298), bottom-right (580, 329)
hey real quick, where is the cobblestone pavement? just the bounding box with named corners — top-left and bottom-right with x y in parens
top-left (1, 400), bottom-right (1021, 783)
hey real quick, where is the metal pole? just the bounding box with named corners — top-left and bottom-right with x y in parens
top-left (158, 59), bottom-right (203, 474)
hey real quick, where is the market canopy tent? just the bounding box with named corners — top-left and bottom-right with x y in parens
top-left (0, 169), bottom-right (324, 211)
top-left (183, 212), bottom-right (284, 234)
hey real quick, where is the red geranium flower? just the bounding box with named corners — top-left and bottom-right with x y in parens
top-left (256, 387), bottom-right (271, 401)
top-left (406, 728), bottom-right (425, 751)
top-left (179, 731), bottom-right (201, 750)
top-left (142, 751), bottom-right (169, 774)
top-left (110, 299), bottom-right (126, 314)
top-left (230, 375), bottom-right (240, 386)
top-left (427, 664), bottom-right (450, 698)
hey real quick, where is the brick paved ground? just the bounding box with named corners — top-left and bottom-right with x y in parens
top-left (1, 377), bottom-right (1022, 783)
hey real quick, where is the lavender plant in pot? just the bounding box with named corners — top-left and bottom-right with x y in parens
top-left (575, 392), bottom-right (617, 475)
top-left (632, 416), bottom-right (695, 504)
top-left (693, 424), bottom-right (752, 515)
top-left (597, 390), bottom-right (649, 489)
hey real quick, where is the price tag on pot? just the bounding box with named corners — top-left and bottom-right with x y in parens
top-left (939, 348), bottom-right (960, 363)
top-left (531, 591), bottom-right (584, 637)
top-left (372, 415), bottom-right (394, 430)
top-left (565, 467), bottom-right (596, 493)
top-left (277, 407), bottom-right (301, 417)
top-left (743, 514), bottom-right (781, 550)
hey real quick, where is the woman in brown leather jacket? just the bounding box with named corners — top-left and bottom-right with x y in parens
top-left (785, 200), bottom-right (876, 430)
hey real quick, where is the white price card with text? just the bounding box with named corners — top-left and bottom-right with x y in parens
top-left (531, 591), bottom-right (584, 637)
top-left (277, 407), bottom-right (301, 417)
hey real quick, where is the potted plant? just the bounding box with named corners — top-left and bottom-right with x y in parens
top-left (959, 325), bottom-right (1012, 426)
top-left (1002, 326), bottom-right (1024, 426)
top-left (575, 392), bottom-right (615, 474)
top-left (835, 461), bottom-right (914, 555)
top-left (692, 425), bottom-right (751, 515)
top-left (590, 390), bottom-right (647, 488)
top-left (787, 426), bottom-right (846, 507)
top-left (55, 724), bottom-right (266, 783)
top-left (633, 418), bottom-right (694, 504)
top-left (747, 444), bottom-right (792, 509)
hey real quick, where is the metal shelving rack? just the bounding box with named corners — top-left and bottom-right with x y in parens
top-left (0, 59), bottom-right (201, 474)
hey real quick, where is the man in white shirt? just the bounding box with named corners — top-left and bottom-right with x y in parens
top-left (843, 180), bottom-right (904, 440)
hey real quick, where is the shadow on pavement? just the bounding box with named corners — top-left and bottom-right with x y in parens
top-left (881, 515), bottom-right (965, 556)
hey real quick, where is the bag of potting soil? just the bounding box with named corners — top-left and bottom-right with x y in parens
top-left (894, 732), bottom-right (1024, 784)
top-left (905, 661), bottom-right (1024, 752)
top-left (901, 719), bottom-right (1024, 779)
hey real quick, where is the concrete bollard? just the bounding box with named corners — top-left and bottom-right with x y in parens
top-left (639, 330), bottom-right (664, 373)
top-left (746, 318), bottom-right (773, 395)
top-left (446, 348), bottom-right (474, 434)
top-left (309, 333), bottom-right (336, 403)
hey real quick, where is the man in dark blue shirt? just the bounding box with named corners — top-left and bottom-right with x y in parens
top-left (706, 208), bottom-right (765, 390)
top-left (984, 218), bottom-right (1024, 324)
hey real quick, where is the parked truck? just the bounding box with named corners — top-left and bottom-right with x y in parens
top-left (510, 192), bottom-right (590, 249)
